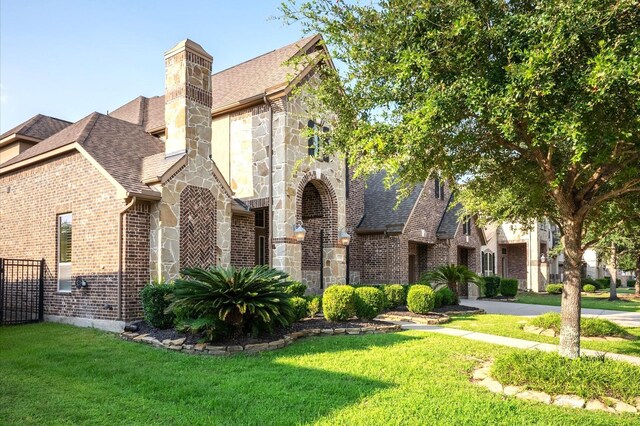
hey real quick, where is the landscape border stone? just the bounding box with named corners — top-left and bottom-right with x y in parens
top-left (376, 312), bottom-right (450, 325)
top-left (120, 324), bottom-right (402, 356)
top-left (470, 361), bottom-right (639, 415)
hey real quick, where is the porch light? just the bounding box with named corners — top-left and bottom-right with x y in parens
top-left (339, 229), bottom-right (351, 246)
top-left (294, 224), bottom-right (306, 242)
top-left (540, 254), bottom-right (547, 264)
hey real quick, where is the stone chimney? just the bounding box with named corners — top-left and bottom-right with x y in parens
top-left (164, 39), bottom-right (213, 159)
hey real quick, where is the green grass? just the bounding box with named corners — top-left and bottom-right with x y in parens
top-left (492, 351), bottom-right (640, 403)
top-left (530, 312), bottom-right (629, 337)
top-left (1, 323), bottom-right (638, 425)
top-left (516, 290), bottom-right (640, 313)
top-left (444, 314), bottom-right (640, 356)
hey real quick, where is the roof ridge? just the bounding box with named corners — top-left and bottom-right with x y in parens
top-left (14, 114), bottom-right (43, 136)
top-left (212, 35), bottom-right (316, 76)
top-left (75, 113), bottom-right (101, 145)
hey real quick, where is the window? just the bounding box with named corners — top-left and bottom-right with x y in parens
top-left (254, 209), bottom-right (265, 228)
top-left (257, 236), bottom-right (266, 265)
top-left (482, 250), bottom-right (496, 276)
top-left (462, 216), bottom-right (472, 235)
top-left (307, 120), bottom-right (329, 161)
top-left (434, 177), bottom-right (445, 200)
top-left (57, 213), bottom-right (72, 292)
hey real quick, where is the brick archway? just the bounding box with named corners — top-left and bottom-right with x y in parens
top-left (296, 173), bottom-right (339, 290)
top-left (179, 185), bottom-right (217, 269)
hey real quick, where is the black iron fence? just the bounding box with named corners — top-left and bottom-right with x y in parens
top-left (0, 258), bottom-right (45, 325)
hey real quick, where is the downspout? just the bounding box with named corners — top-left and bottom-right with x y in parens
top-left (264, 95), bottom-right (274, 267)
top-left (117, 196), bottom-right (137, 321)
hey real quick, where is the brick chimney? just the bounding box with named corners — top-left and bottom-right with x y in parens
top-left (164, 39), bottom-right (213, 159)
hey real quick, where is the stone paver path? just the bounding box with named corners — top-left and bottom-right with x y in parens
top-left (461, 299), bottom-right (640, 328)
top-left (398, 322), bottom-right (640, 366)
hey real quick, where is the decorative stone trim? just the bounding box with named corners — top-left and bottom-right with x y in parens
top-left (440, 308), bottom-right (486, 316)
top-left (471, 361), bottom-right (640, 415)
top-left (120, 324), bottom-right (402, 355)
top-left (376, 312), bottom-right (450, 325)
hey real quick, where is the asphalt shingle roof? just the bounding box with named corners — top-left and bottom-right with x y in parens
top-left (358, 171), bottom-right (423, 232)
top-left (0, 114), bottom-right (71, 141)
top-left (436, 194), bottom-right (463, 238)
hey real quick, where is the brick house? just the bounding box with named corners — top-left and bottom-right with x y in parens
top-left (0, 35), bottom-right (483, 331)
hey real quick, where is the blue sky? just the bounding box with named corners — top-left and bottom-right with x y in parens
top-left (0, 0), bottom-right (305, 132)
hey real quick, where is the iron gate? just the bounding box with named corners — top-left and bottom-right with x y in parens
top-left (0, 258), bottom-right (44, 325)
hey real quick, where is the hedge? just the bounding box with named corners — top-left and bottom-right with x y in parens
top-left (483, 276), bottom-right (501, 298)
top-left (545, 283), bottom-right (563, 294)
top-left (322, 285), bottom-right (356, 322)
top-left (354, 286), bottom-right (385, 320)
top-left (140, 282), bottom-right (174, 329)
top-left (499, 279), bottom-right (518, 297)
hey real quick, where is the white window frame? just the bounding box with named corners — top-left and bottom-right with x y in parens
top-left (57, 213), bottom-right (73, 292)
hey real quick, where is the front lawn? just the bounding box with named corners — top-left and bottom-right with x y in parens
top-left (1, 323), bottom-right (637, 425)
top-left (516, 290), bottom-right (640, 313)
top-left (444, 314), bottom-right (640, 356)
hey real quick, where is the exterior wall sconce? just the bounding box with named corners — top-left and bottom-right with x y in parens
top-left (339, 229), bottom-right (351, 246)
top-left (540, 254), bottom-right (547, 264)
top-left (294, 224), bottom-right (306, 242)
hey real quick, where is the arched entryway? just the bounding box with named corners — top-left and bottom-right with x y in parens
top-left (296, 177), bottom-right (338, 292)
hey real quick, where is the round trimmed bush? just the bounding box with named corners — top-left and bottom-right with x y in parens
top-left (322, 285), bottom-right (356, 322)
top-left (290, 296), bottom-right (308, 321)
top-left (382, 284), bottom-right (406, 309)
top-left (483, 276), bottom-right (501, 298)
top-left (582, 284), bottom-right (597, 293)
top-left (545, 283), bottom-right (563, 294)
top-left (499, 279), bottom-right (518, 297)
top-left (407, 285), bottom-right (435, 314)
top-left (582, 277), bottom-right (600, 289)
top-left (436, 287), bottom-right (457, 306)
top-left (140, 282), bottom-right (175, 329)
top-left (354, 286), bottom-right (385, 319)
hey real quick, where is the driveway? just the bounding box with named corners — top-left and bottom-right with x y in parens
top-left (461, 299), bottom-right (640, 328)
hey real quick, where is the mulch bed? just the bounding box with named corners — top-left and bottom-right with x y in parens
top-left (432, 304), bottom-right (485, 314)
top-left (131, 317), bottom-right (394, 347)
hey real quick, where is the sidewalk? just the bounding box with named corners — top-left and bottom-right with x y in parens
top-left (398, 322), bottom-right (640, 366)
top-left (461, 299), bottom-right (640, 328)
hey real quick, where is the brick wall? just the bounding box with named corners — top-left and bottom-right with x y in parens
top-left (231, 213), bottom-right (255, 267)
top-left (0, 152), bottom-right (136, 321)
top-left (122, 202), bottom-right (151, 321)
top-left (179, 185), bottom-right (217, 269)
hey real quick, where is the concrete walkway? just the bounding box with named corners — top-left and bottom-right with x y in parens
top-left (398, 322), bottom-right (640, 366)
top-left (461, 299), bottom-right (640, 328)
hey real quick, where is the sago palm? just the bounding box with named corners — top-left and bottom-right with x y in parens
top-left (168, 265), bottom-right (295, 336)
top-left (426, 264), bottom-right (484, 303)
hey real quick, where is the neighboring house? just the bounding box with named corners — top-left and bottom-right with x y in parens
top-left (0, 35), bottom-right (483, 331)
top-left (0, 114), bottom-right (71, 164)
top-left (582, 249), bottom-right (635, 286)
top-left (481, 220), bottom-right (561, 292)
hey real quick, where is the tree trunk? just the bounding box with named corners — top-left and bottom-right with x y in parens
top-left (608, 242), bottom-right (618, 301)
top-left (559, 221), bottom-right (583, 358)
top-left (636, 254), bottom-right (640, 297)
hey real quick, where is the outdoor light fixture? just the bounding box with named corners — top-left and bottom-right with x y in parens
top-left (294, 224), bottom-right (306, 242)
top-left (540, 254), bottom-right (547, 264)
top-left (338, 229), bottom-right (351, 246)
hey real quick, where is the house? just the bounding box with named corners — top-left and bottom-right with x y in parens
top-left (0, 35), bottom-right (483, 331)
top-left (481, 220), bottom-right (562, 292)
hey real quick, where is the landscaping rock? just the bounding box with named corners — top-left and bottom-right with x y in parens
top-left (613, 401), bottom-right (638, 414)
top-left (226, 345), bottom-right (243, 353)
top-left (133, 334), bottom-right (149, 341)
top-left (194, 343), bottom-right (207, 351)
top-left (346, 328), bottom-right (361, 335)
top-left (478, 378), bottom-right (503, 393)
top-left (321, 329), bottom-right (334, 335)
top-left (472, 367), bottom-right (490, 380)
top-left (169, 338), bottom-right (186, 346)
top-left (523, 325), bottom-right (543, 335)
top-left (333, 328), bottom-right (346, 334)
top-left (635, 397), bottom-right (640, 411)
top-left (167, 345), bottom-right (182, 351)
top-left (553, 395), bottom-right (585, 409)
top-left (268, 339), bottom-right (286, 349)
top-left (245, 343), bottom-right (269, 353)
top-left (540, 329), bottom-right (557, 337)
top-left (585, 400), bottom-right (613, 413)
top-left (515, 390), bottom-right (552, 404)
top-left (503, 386), bottom-right (522, 396)
top-left (206, 345), bottom-right (225, 352)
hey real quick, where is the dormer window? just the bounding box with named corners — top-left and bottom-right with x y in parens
top-left (462, 216), bottom-right (472, 235)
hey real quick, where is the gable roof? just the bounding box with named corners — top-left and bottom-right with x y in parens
top-left (358, 171), bottom-right (423, 233)
top-left (0, 112), bottom-right (164, 198)
top-left (109, 35), bottom-right (324, 130)
top-left (0, 114), bottom-right (71, 144)
top-left (436, 194), bottom-right (463, 239)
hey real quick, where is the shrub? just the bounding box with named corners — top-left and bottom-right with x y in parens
top-left (582, 284), bottom-right (596, 293)
top-left (284, 281), bottom-right (307, 297)
top-left (433, 289), bottom-right (444, 308)
top-left (168, 265), bottom-right (294, 338)
top-left (595, 278), bottom-right (610, 289)
top-left (616, 278), bottom-right (622, 288)
top-left (492, 351), bottom-right (640, 403)
top-left (499, 278), bottom-right (518, 297)
top-left (323, 285), bottom-right (356, 321)
top-left (483, 276), bottom-right (501, 298)
top-left (581, 277), bottom-right (599, 289)
top-left (305, 295), bottom-right (322, 317)
top-left (290, 296), bottom-right (308, 321)
top-left (407, 285), bottom-right (435, 314)
top-left (382, 284), bottom-right (406, 309)
top-left (528, 312), bottom-right (628, 337)
top-left (426, 264), bottom-right (481, 302)
top-left (436, 287), bottom-right (457, 306)
top-left (545, 283), bottom-right (563, 294)
top-left (629, 279), bottom-right (637, 288)
top-left (140, 281), bottom-right (175, 329)
top-left (354, 287), bottom-right (385, 320)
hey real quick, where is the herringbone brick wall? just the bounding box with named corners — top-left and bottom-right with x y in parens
top-left (179, 185), bottom-right (217, 269)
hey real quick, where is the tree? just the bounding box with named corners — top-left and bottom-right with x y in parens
top-left (426, 264), bottom-right (484, 303)
top-left (281, 0), bottom-right (640, 357)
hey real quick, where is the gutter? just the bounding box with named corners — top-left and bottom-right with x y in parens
top-left (264, 94), bottom-right (274, 267)
top-left (117, 196), bottom-right (137, 321)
